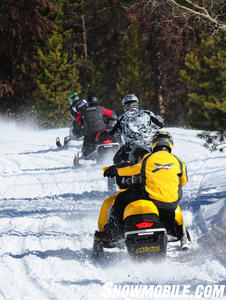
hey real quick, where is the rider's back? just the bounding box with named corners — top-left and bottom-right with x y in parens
top-left (121, 109), bottom-right (155, 148)
top-left (82, 105), bottom-right (105, 137)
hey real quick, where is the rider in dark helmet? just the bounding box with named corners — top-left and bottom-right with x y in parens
top-left (75, 96), bottom-right (114, 158)
top-left (86, 96), bottom-right (99, 106)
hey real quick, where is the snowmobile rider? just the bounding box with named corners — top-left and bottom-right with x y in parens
top-left (68, 91), bottom-right (80, 119)
top-left (97, 131), bottom-right (189, 246)
top-left (75, 96), bottom-right (114, 158)
top-left (110, 94), bottom-right (165, 164)
top-left (66, 92), bottom-right (87, 143)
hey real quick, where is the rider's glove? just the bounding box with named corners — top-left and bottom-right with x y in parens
top-left (104, 165), bottom-right (118, 177)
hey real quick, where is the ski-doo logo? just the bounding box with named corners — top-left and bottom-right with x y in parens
top-left (136, 246), bottom-right (160, 254)
top-left (152, 163), bottom-right (174, 173)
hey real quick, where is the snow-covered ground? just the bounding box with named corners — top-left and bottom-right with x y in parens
top-left (0, 118), bottom-right (225, 300)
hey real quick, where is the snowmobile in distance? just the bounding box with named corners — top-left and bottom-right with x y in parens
top-left (93, 197), bottom-right (191, 261)
top-left (56, 110), bottom-right (118, 149)
top-left (56, 122), bottom-right (84, 149)
top-left (73, 129), bottom-right (120, 167)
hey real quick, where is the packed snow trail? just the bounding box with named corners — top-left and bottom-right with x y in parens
top-left (0, 119), bottom-right (225, 300)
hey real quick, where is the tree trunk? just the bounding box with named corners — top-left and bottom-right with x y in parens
top-left (81, 15), bottom-right (88, 59)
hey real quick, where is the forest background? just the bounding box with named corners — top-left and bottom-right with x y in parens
top-left (0, 0), bottom-right (225, 150)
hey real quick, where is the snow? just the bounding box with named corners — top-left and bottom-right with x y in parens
top-left (0, 118), bottom-right (225, 300)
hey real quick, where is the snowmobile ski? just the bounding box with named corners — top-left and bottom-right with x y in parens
top-left (56, 137), bottom-right (70, 149)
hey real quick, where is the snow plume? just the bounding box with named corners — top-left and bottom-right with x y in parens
top-left (0, 124), bottom-right (225, 299)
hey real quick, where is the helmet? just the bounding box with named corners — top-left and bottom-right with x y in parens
top-left (87, 96), bottom-right (99, 106)
top-left (129, 146), bottom-right (150, 164)
top-left (152, 131), bottom-right (174, 153)
top-left (122, 94), bottom-right (139, 111)
top-left (68, 92), bottom-right (79, 105)
top-left (75, 98), bottom-right (87, 111)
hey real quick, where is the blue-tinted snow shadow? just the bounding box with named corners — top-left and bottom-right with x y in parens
top-left (59, 279), bottom-right (104, 286)
top-left (19, 145), bottom-right (80, 155)
top-left (0, 190), bottom-right (109, 203)
top-left (18, 161), bottom-right (99, 174)
top-left (21, 166), bottom-right (76, 172)
top-left (0, 191), bottom-right (109, 218)
top-left (8, 247), bottom-right (125, 267)
top-left (182, 189), bottom-right (226, 264)
top-left (2, 165), bottom-right (85, 177)
top-left (9, 248), bottom-right (91, 261)
top-left (188, 156), bottom-right (226, 164)
top-left (181, 190), bottom-right (226, 211)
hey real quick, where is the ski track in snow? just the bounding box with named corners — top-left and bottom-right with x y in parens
top-left (0, 119), bottom-right (225, 300)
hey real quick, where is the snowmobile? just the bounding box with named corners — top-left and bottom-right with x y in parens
top-left (56, 112), bottom-right (118, 149)
top-left (93, 196), bottom-right (191, 261)
top-left (93, 147), bottom-right (191, 260)
top-left (56, 122), bottom-right (84, 149)
top-left (73, 129), bottom-right (119, 167)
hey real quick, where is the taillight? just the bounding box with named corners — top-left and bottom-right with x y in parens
top-left (136, 222), bottom-right (154, 229)
top-left (103, 139), bottom-right (113, 144)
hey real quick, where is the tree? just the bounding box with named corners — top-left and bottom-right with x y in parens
top-left (62, 0), bottom-right (133, 108)
top-left (116, 25), bottom-right (154, 109)
top-left (125, 0), bottom-right (195, 125)
top-left (34, 30), bottom-right (81, 127)
top-left (168, 0), bottom-right (226, 33)
top-left (181, 35), bottom-right (226, 151)
top-left (0, 0), bottom-right (55, 116)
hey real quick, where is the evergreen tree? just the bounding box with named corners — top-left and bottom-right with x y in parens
top-left (181, 35), bottom-right (226, 151)
top-left (125, 0), bottom-right (195, 125)
top-left (0, 0), bottom-right (55, 116)
top-left (35, 30), bottom-right (81, 127)
top-left (116, 25), bottom-right (153, 110)
top-left (62, 0), bottom-right (131, 109)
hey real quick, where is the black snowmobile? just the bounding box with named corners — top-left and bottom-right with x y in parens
top-left (73, 129), bottom-right (120, 167)
top-left (56, 121), bottom-right (84, 149)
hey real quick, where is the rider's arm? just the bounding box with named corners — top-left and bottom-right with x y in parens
top-left (110, 116), bottom-right (124, 136)
top-left (101, 107), bottom-right (113, 118)
top-left (173, 155), bottom-right (188, 186)
top-left (180, 163), bottom-right (188, 186)
top-left (117, 153), bottom-right (149, 176)
top-left (70, 105), bottom-right (78, 118)
top-left (117, 162), bottom-right (142, 177)
top-left (75, 111), bottom-right (83, 123)
top-left (151, 115), bottom-right (164, 128)
top-left (145, 110), bottom-right (164, 128)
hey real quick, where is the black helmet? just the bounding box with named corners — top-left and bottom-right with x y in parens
top-left (129, 146), bottom-right (151, 164)
top-left (87, 96), bottom-right (99, 106)
top-left (152, 131), bottom-right (174, 153)
top-left (122, 94), bottom-right (139, 111)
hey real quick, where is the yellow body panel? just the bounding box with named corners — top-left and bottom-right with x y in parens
top-left (175, 205), bottom-right (184, 225)
top-left (98, 189), bottom-right (125, 231)
top-left (123, 200), bottom-right (159, 220)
